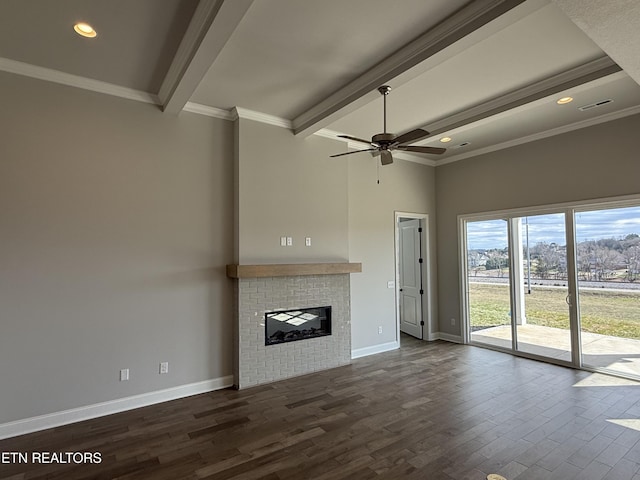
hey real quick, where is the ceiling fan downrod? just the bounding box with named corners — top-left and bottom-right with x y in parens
top-left (378, 85), bottom-right (391, 134)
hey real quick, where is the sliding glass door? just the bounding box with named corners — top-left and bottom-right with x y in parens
top-left (467, 219), bottom-right (512, 349)
top-left (576, 205), bottom-right (640, 377)
top-left (465, 214), bottom-right (572, 362)
top-left (463, 201), bottom-right (640, 379)
top-left (513, 214), bottom-right (572, 361)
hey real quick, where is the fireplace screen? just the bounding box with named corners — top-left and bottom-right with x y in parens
top-left (265, 306), bottom-right (331, 345)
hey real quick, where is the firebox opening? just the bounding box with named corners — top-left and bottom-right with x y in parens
top-left (265, 306), bottom-right (332, 346)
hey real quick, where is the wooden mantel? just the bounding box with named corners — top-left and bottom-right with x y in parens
top-left (226, 263), bottom-right (362, 279)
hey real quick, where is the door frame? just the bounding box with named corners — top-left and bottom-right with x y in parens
top-left (460, 207), bottom-right (578, 367)
top-left (395, 212), bottom-right (432, 341)
top-left (458, 193), bottom-right (640, 372)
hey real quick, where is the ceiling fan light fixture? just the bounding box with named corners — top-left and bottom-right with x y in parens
top-left (329, 86), bottom-right (446, 163)
top-left (74, 22), bottom-right (97, 38)
top-left (556, 96), bottom-right (573, 105)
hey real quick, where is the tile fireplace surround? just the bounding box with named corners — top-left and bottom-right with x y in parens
top-left (227, 263), bottom-right (361, 389)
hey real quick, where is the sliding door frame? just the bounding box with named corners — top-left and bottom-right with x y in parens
top-left (459, 193), bottom-right (640, 373)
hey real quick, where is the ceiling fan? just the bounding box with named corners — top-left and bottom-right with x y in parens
top-left (330, 85), bottom-right (446, 165)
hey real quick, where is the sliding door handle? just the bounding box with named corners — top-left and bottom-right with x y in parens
top-left (565, 294), bottom-right (572, 307)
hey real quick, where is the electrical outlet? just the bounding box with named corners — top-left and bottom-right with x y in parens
top-left (120, 368), bottom-right (129, 381)
top-left (450, 318), bottom-right (456, 326)
top-left (378, 326), bottom-right (383, 334)
top-left (159, 362), bottom-right (169, 374)
top-left (305, 237), bottom-right (311, 247)
top-left (387, 281), bottom-right (395, 289)
top-left (286, 237), bottom-right (293, 246)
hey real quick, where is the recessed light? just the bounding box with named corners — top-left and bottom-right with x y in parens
top-left (556, 96), bottom-right (573, 105)
top-left (440, 137), bottom-right (452, 143)
top-left (74, 22), bottom-right (97, 38)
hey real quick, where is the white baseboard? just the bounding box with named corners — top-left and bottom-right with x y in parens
top-left (0, 375), bottom-right (234, 440)
top-left (433, 332), bottom-right (463, 343)
top-left (352, 341), bottom-right (399, 359)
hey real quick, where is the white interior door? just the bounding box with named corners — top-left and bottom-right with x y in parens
top-left (399, 219), bottom-right (423, 339)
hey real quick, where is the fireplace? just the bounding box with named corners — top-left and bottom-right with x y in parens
top-left (265, 306), bottom-right (331, 345)
top-left (227, 262), bottom-right (361, 389)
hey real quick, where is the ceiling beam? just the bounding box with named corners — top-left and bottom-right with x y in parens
top-left (291, 0), bottom-right (530, 137)
top-left (420, 55), bottom-right (621, 138)
top-left (159, 0), bottom-right (254, 114)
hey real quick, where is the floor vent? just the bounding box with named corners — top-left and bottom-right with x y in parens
top-left (578, 98), bottom-right (613, 111)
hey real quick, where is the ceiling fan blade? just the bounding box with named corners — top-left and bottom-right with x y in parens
top-left (330, 148), bottom-right (376, 158)
top-left (397, 145), bottom-right (446, 155)
top-left (337, 134), bottom-right (373, 145)
top-left (380, 150), bottom-right (393, 165)
top-left (393, 128), bottom-right (430, 145)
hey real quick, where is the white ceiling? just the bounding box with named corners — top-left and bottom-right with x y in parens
top-left (1, 0), bottom-right (639, 166)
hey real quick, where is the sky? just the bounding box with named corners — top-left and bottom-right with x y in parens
top-left (467, 206), bottom-right (640, 250)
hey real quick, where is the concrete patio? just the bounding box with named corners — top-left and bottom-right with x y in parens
top-left (472, 324), bottom-right (640, 378)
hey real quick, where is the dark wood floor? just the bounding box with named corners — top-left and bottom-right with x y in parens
top-left (4, 336), bottom-right (640, 479)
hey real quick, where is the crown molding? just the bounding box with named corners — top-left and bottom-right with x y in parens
top-left (183, 102), bottom-right (235, 120)
top-left (232, 107), bottom-right (293, 129)
top-left (0, 57), bottom-right (160, 105)
top-left (436, 104), bottom-right (640, 166)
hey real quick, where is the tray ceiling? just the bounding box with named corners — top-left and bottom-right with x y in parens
top-left (1, 0), bottom-right (639, 165)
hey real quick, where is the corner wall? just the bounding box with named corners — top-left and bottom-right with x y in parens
top-left (435, 113), bottom-right (640, 338)
top-left (348, 156), bottom-right (437, 352)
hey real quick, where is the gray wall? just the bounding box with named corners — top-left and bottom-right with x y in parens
top-left (0, 73), bottom-right (234, 423)
top-left (234, 119), bottom-right (437, 353)
top-left (348, 155), bottom-right (436, 350)
top-left (435, 113), bottom-right (640, 337)
top-left (235, 119), bottom-right (349, 264)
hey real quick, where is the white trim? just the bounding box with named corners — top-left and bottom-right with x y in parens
top-left (457, 193), bottom-right (640, 224)
top-left (232, 107), bottom-right (293, 129)
top-left (314, 128), bottom-right (342, 140)
top-left (432, 332), bottom-right (463, 343)
top-left (183, 101), bottom-right (235, 120)
top-left (437, 103), bottom-right (640, 167)
top-left (0, 57), bottom-right (160, 105)
top-left (458, 193), bottom-right (640, 366)
top-left (395, 212), bottom-right (433, 342)
top-left (0, 375), bottom-right (234, 440)
top-left (351, 341), bottom-right (399, 359)
top-left (458, 216), bottom-right (471, 345)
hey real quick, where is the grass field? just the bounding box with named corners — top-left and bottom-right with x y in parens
top-left (469, 282), bottom-right (640, 339)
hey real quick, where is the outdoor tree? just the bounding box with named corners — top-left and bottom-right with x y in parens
top-left (624, 245), bottom-right (640, 282)
top-left (593, 246), bottom-right (623, 281)
top-left (533, 242), bottom-right (562, 279)
top-left (577, 242), bottom-right (594, 281)
top-left (485, 250), bottom-right (508, 277)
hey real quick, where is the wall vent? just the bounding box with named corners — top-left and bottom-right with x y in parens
top-left (578, 99), bottom-right (613, 111)
top-left (453, 141), bottom-right (471, 149)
